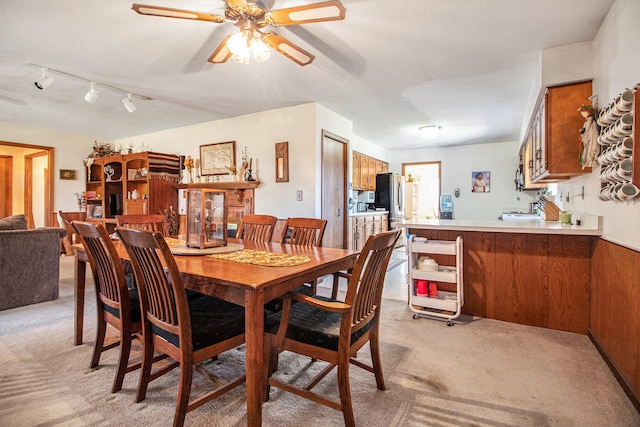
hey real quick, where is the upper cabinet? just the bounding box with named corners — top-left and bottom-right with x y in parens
top-left (352, 151), bottom-right (388, 191)
top-left (522, 80), bottom-right (593, 183)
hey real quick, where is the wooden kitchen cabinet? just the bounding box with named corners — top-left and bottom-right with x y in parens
top-left (352, 152), bottom-right (362, 189)
top-left (352, 151), bottom-right (388, 191)
top-left (348, 213), bottom-right (388, 250)
top-left (524, 80), bottom-right (593, 183)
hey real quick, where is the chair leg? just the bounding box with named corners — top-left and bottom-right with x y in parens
top-left (337, 358), bottom-right (355, 427)
top-left (369, 332), bottom-right (386, 391)
top-left (173, 363), bottom-right (193, 427)
top-left (90, 319), bottom-right (107, 368)
top-left (136, 335), bottom-right (155, 403)
top-left (112, 331), bottom-right (132, 393)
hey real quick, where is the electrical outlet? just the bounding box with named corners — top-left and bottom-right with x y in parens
top-left (296, 190), bottom-right (303, 201)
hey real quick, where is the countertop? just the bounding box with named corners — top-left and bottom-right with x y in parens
top-left (349, 210), bottom-right (389, 217)
top-left (393, 216), bottom-right (602, 236)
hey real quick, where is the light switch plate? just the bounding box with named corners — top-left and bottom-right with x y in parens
top-left (296, 190), bottom-right (303, 201)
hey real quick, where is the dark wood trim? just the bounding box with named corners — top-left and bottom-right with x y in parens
top-left (0, 155), bottom-right (12, 217)
top-left (589, 330), bottom-right (640, 413)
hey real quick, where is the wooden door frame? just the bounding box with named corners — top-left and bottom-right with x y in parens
top-left (0, 155), bottom-right (12, 217)
top-left (1, 141), bottom-right (54, 227)
top-left (321, 130), bottom-right (349, 249)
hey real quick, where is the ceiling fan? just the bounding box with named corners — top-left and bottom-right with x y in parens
top-left (131, 0), bottom-right (346, 66)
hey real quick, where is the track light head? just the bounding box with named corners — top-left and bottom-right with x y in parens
top-left (34, 68), bottom-right (53, 90)
top-left (122, 93), bottom-right (136, 113)
top-left (84, 82), bottom-right (99, 103)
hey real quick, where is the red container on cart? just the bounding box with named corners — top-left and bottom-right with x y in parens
top-left (415, 279), bottom-right (428, 296)
top-left (428, 281), bottom-right (438, 298)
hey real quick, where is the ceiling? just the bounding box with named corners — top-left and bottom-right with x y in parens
top-left (0, 0), bottom-right (615, 151)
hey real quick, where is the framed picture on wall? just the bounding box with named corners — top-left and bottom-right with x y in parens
top-left (200, 141), bottom-right (236, 175)
top-left (275, 141), bottom-right (289, 182)
top-left (59, 169), bottom-right (76, 180)
top-left (471, 171), bottom-right (490, 193)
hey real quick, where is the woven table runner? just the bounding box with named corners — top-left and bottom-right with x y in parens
top-left (208, 249), bottom-right (311, 267)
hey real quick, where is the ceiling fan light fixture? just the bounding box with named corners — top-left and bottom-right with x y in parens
top-left (419, 125), bottom-right (441, 139)
top-left (34, 68), bottom-right (54, 90)
top-left (84, 82), bottom-right (99, 103)
top-left (227, 28), bottom-right (271, 64)
top-left (122, 93), bottom-right (136, 113)
top-left (251, 36), bottom-right (271, 63)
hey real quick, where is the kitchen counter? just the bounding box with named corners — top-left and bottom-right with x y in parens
top-left (393, 216), bottom-right (602, 236)
top-left (399, 217), bottom-right (599, 334)
top-left (350, 210), bottom-right (388, 217)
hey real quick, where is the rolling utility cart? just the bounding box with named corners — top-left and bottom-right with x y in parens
top-left (407, 235), bottom-right (463, 326)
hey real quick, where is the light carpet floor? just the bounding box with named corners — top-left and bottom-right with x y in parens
top-left (0, 255), bottom-right (638, 426)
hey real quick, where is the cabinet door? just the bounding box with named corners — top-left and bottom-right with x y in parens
top-left (352, 152), bottom-right (362, 190)
top-left (353, 217), bottom-right (365, 250)
top-left (360, 156), bottom-right (370, 190)
top-left (381, 162), bottom-right (389, 174)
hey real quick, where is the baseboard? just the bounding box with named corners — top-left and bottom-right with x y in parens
top-left (588, 329), bottom-right (640, 414)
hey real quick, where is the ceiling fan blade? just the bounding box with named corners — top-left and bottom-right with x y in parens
top-left (131, 4), bottom-right (226, 23)
top-left (207, 35), bottom-right (234, 63)
top-left (266, 0), bottom-right (346, 27)
top-left (262, 32), bottom-right (315, 66)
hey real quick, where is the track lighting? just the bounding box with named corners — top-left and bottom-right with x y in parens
top-left (34, 68), bottom-right (54, 90)
top-left (122, 93), bottom-right (136, 113)
top-left (84, 82), bottom-right (99, 103)
top-left (28, 63), bottom-right (150, 112)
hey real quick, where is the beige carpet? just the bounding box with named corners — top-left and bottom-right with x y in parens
top-left (1, 256), bottom-right (639, 427)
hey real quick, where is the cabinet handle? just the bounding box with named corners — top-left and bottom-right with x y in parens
top-left (529, 160), bottom-right (533, 169)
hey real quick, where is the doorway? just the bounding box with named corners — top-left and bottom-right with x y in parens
top-left (402, 162), bottom-right (441, 220)
top-left (0, 141), bottom-right (55, 227)
top-left (321, 130), bottom-right (348, 248)
top-left (0, 155), bottom-right (12, 218)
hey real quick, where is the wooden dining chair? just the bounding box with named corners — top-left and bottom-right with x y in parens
top-left (72, 221), bottom-right (142, 393)
top-left (236, 214), bottom-right (277, 242)
top-left (116, 213), bottom-right (169, 236)
top-left (264, 229), bottom-right (401, 427)
top-left (280, 217), bottom-right (328, 294)
top-left (280, 217), bottom-right (327, 247)
top-left (58, 210), bottom-right (86, 255)
top-left (117, 228), bottom-right (246, 427)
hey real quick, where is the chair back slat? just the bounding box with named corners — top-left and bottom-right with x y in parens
top-left (117, 214), bottom-right (169, 236)
top-left (73, 221), bottom-right (129, 313)
top-left (118, 228), bottom-right (188, 340)
top-left (345, 230), bottom-right (400, 328)
top-left (236, 214), bottom-right (277, 242)
top-left (280, 217), bottom-right (327, 247)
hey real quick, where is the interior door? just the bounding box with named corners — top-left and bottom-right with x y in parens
top-left (321, 130), bottom-right (348, 248)
top-left (0, 155), bottom-right (12, 218)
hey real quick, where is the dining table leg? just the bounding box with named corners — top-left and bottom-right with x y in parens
top-left (74, 251), bottom-right (87, 346)
top-left (244, 288), bottom-right (265, 426)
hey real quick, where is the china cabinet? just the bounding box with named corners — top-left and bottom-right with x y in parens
top-left (85, 152), bottom-right (180, 232)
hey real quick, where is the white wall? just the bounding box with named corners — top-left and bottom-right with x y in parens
top-left (556, 0), bottom-right (640, 251)
top-left (389, 141), bottom-right (535, 221)
top-left (120, 103), bottom-right (331, 219)
top-left (0, 122), bottom-right (97, 213)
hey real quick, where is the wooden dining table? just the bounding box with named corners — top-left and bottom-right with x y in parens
top-left (72, 238), bottom-right (357, 426)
